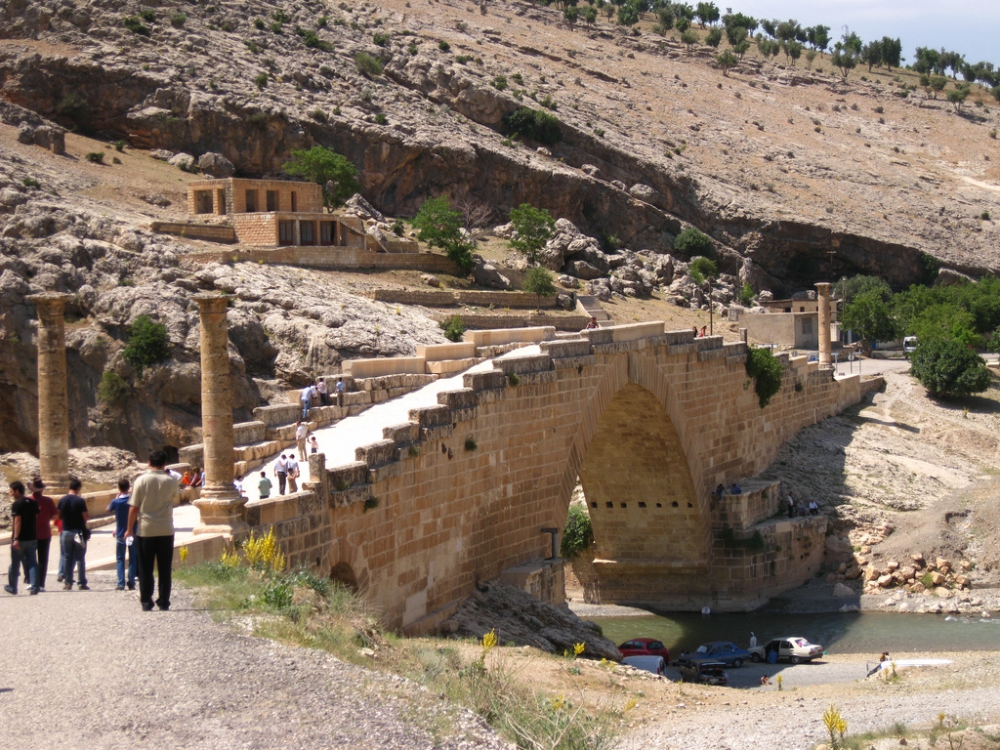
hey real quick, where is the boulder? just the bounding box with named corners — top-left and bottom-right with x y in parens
top-left (587, 278), bottom-right (612, 302)
top-left (150, 149), bottom-right (175, 161)
top-left (472, 259), bottom-right (511, 290)
top-left (197, 151), bottom-right (235, 178)
top-left (0, 188), bottom-right (29, 208)
top-left (955, 575), bottom-right (971, 588)
top-left (168, 152), bottom-right (195, 171)
top-left (844, 565), bottom-right (862, 580)
top-left (343, 194), bottom-right (386, 223)
top-left (886, 560), bottom-right (899, 572)
top-left (930, 571), bottom-right (946, 586)
top-left (581, 164), bottom-right (600, 177)
top-left (934, 587), bottom-right (952, 599)
top-left (565, 259), bottom-right (604, 280)
top-left (541, 218), bottom-right (604, 272)
top-left (421, 274), bottom-right (440, 288)
top-left (17, 124), bottom-right (34, 144)
top-left (438, 580), bottom-right (622, 661)
top-left (877, 574), bottom-right (894, 588)
top-left (899, 565), bottom-right (916, 581)
top-left (863, 566), bottom-right (879, 582)
top-left (557, 274), bottom-right (579, 289)
top-left (629, 183), bottom-right (656, 202)
top-left (833, 582), bottom-right (854, 597)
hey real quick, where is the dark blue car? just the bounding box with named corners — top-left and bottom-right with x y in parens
top-left (677, 641), bottom-right (752, 668)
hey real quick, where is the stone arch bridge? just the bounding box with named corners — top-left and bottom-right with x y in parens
top-left (246, 322), bottom-right (865, 633)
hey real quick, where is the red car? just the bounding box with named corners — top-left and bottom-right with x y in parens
top-left (618, 638), bottom-right (670, 662)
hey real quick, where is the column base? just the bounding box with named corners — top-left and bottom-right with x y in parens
top-left (193, 489), bottom-right (248, 538)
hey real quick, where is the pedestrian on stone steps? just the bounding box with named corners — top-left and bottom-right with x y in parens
top-left (127, 450), bottom-right (179, 612)
top-left (316, 377), bottom-right (329, 406)
top-left (295, 420), bottom-right (308, 461)
top-left (309, 436), bottom-right (319, 455)
top-left (274, 455), bottom-right (289, 495)
top-left (30, 478), bottom-right (56, 592)
top-left (257, 471), bottom-right (272, 499)
top-left (336, 376), bottom-right (345, 408)
top-left (57, 478), bottom-right (89, 591)
top-left (300, 382), bottom-right (313, 420)
top-left (107, 478), bottom-right (137, 591)
top-left (5, 481), bottom-right (39, 596)
top-left (286, 455), bottom-right (300, 493)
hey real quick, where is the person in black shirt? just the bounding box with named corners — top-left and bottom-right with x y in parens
top-left (57, 478), bottom-right (90, 591)
top-left (5, 481), bottom-right (40, 595)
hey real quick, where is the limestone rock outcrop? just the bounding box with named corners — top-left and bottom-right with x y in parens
top-left (440, 580), bottom-right (622, 661)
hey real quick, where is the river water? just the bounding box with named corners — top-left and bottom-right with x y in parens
top-left (589, 610), bottom-right (1000, 656)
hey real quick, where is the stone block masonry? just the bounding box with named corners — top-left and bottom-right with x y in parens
top-left (181, 247), bottom-right (462, 276)
top-left (243, 324), bottom-right (866, 632)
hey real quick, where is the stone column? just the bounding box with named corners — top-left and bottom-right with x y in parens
top-left (816, 282), bottom-right (832, 367)
top-left (192, 293), bottom-right (247, 536)
top-left (27, 293), bottom-right (72, 491)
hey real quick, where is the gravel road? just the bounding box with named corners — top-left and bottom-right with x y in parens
top-left (0, 571), bottom-right (508, 750)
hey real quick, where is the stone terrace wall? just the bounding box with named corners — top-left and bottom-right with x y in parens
top-left (369, 289), bottom-right (559, 309)
top-left (243, 324), bottom-right (865, 632)
top-left (180, 247), bottom-right (461, 275)
top-left (442, 313), bottom-right (591, 332)
top-left (150, 222), bottom-right (237, 243)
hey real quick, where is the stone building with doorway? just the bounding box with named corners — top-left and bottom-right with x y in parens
top-left (185, 177), bottom-right (368, 249)
top-left (730, 295), bottom-right (839, 350)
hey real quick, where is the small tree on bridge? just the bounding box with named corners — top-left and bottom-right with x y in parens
top-left (523, 266), bottom-right (557, 311)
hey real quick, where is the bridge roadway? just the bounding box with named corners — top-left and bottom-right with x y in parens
top-left (240, 347), bottom-right (542, 504)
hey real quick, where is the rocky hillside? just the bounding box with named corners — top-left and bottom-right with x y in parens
top-left (4, 0), bottom-right (1000, 289)
top-left (0, 125), bottom-right (448, 456)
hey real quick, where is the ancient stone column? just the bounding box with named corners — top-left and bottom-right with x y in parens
top-left (192, 293), bottom-right (247, 536)
top-left (816, 282), bottom-right (832, 367)
top-left (27, 293), bottom-right (72, 491)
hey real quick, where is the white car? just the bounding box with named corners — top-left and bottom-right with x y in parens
top-left (622, 655), bottom-right (666, 676)
top-left (749, 637), bottom-right (824, 664)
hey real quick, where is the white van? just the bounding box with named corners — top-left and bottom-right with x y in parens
top-left (903, 336), bottom-right (918, 355)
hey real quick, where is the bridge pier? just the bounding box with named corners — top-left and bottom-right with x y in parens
top-left (27, 292), bottom-right (72, 491)
top-left (192, 293), bottom-right (247, 537)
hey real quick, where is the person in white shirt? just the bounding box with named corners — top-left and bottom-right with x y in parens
top-left (336, 376), bottom-right (345, 407)
top-left (294, 421), bottom-right (308, 461)
top-left (300, 384), bottom-right (313, 420)
top-left (273, 454), bottom-right (288, 495)
top-left (316, 378), bottom-right (328, 406)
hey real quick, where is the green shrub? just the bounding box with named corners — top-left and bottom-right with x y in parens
top-left (503, 107), bottom-right (562, 146)
top-left (122, 16), bottom-right (151, 36)
top-left (114, 140), bottom-right (126, 152)
top-left (272, 9), bottom-right (291, 23)
top-left (85, 152), bottom-right (104, 164)
top-left (438, 40), bottom-right (451, 52)
top-left (355, 51), bottom-right (383, 77)
top-left (464, 437), bottom-right (478, 451)
top-left (673, 227), bottom-right (714, 258)
top-left (254, 72), bottom-right (268, 89)
top-left (122, 315), bottom-right (171, 376)
top-left (170, 12), bottom-right (186, 27)
top-left (253, 17), bottom-right (265, 29)
top-left (523, 266), bottom-right (557, 309)
top-left (439, 315), bottom-right (466, 342)
top-left (508, 203), bottom-right (556, 264)
top-left (374, 113), bottom-right (388, 125)
top-left (738, 282), bottom-right (755, 306)
top-left (413, 197), bottom-right (475, 272)
top-left (910, 339), bottom-right (992, 398)
top-left (560, 504), bottom-right (593, 558)
top-left (98, 371), bottom-right (131, 405)
top-left (282, 145), bottom-right (360, 208)
top-left (745, 346), bottom-right (783, 408)
top-left (372, 31), bottom-right (390, 46)
top-left (491, 75), bottom-right (508, 90)
top-left (138, 9), bottom-right (156, 22)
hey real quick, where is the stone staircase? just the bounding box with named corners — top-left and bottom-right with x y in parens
top-left (575, 294), bottom-right (612, 326)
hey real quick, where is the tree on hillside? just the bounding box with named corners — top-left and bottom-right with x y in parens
top-left (695, 1), bottom-right (719, 27)
top-left (654, 5), bottom-right (674, 33)
top-left (840, 29), bottom-right (863, 55)
top-left (721, 11), bottom-right (756, 35)
top-left (123, 315), bottom-right (171, 377)
top-left (704, 27), bottom-right (722, 47)
top-left (861, 41), bottom-right (882, 72)
top-left (909, 304), bottom-right (980, 348)
top-left (807, 25), bottom-right (830, 51)
top-left (581, 5), bottom-right (597, 25)
top-left (775, 19), bottom-right (799, 43)
top-left (929, 75), bottom-right (948, 98)
top-left (879, 37), bottom-right (902, 71)
top-left (680, 29), bottom-right (699, 50)
top-left (563, 5), bottom-right (579, 24)
top-left (947, 86), bottom-right (970, 113)
top-left (412, 197), bottom-right (475, 272)
top-left (523, 266), bottom-right (557, 310)
top-left (283, 146), bottom-right (361, 209)
top-left (831, 43), bottom-right (857, 78)
top-left (617, 2), bottom-right (639, 27)
top-left (673, 227), bottom-right (714, 258)
top-left (841, 288), bottom-right (898, 353)
top-left (910, 339), bottom-right (992, 398)
top-left (716, 49), bottom-right (738, 76)
top-left (675, 15), bottom-right (691, 33)
top-left (914, 47), bottom-right (941, 75)
top-left (840, 274), bottom-right (890, 305)
top-left (725, 23), bottom-right (747, 47)
top-left (784, 40), bottom-right (803, 66)
top-left (508, 203), bottom-right (556, 265)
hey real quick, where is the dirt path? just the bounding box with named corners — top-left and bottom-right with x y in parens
top-left (0, 571), bottom-right (506, 750)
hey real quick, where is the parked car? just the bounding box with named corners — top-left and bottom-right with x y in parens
top-left (618, 638), bottom-right (670, 662)
top-left (749, 637), bottom-right (824, 664)
top-left (679, 660), bottom-right (729, 686)
top-left (903, 336), bottom-right (918, 355)
top-left (622, 655), bottom-right (666, 676)
top-left (676, 641), bottom-right (751, 668)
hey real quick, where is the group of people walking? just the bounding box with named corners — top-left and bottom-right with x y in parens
top-left (6, 450), bottom-right (180, 612)
top-left (299, 376), bottom-right (346, 419)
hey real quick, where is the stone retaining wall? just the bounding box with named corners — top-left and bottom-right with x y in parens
top-left (150, 222), bottom-right (237, 243)
top-left (443, 313), bottom-right (591, 332)
top-left (368, 289), bottom-right (559, 309)
top-left (180, 247), bottom-right (461, 275)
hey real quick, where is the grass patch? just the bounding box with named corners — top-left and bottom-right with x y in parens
top-left (177, 541), bottom-right (630, 749)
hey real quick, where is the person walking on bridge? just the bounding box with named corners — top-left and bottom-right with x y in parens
top-left (127, 450), bottom-right (179, 612)
top-left (5, 481), bottom-right (39, 596)
top-left (29, 478), bottom-right (56, 591)
top-left (57, 478), bottom-right (89, 591)
top-left (107, 478), bottom-right (137, 591)
top-left (295, 421), bottom-right (308, 461)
